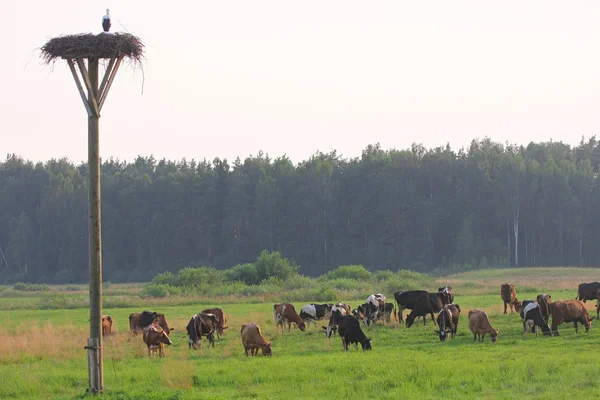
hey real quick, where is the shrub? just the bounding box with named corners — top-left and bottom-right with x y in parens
top-left (141, 284), bottom-right (173, 298)
top-left (176, 266), bottom-right (225, 287)
top-left (13, 282), bottom-right (50, 292)
top-left (281, 274), bottom-right (316, 290)
top-left (224, 263), bottom-right (259, 285)
top-left (312, 285), bottom-right (338, 302)
top-left (325, 278), bottom-right (361, 291)
top-left (324, 265), bottom-right (372, 281)
top-left (373, 270), bottom-right (394, 282)
top-left (255, 250), bottom-right (299, 282)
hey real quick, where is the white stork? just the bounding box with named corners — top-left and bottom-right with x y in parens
top-left (102, 9), bottom-right (111, 33)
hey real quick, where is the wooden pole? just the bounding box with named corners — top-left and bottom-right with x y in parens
top-left (87, 57), bottom-right (104, 393)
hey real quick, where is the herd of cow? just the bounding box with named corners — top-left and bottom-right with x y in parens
top-left (96, 281), bottom-right (600, 358)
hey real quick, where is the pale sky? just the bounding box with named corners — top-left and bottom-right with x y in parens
top-left (3, 1), bottom-right (600, 165)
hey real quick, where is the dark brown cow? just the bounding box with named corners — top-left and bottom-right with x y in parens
top-left (142, 323), bottom-right (172, 358)
top-left (186, 313), bottom-right (218, 349)
top-left (102, 315), bottom-right (113, 336)
top-left (129, 311), bottom-right (173, 336)
top-left (548, 300), bottom-right (593, 336)
top-left (436, 304), bottom-right (461, 341)
top-left (201, 308), bottom-right (229, 340)
top-left (273, 303), bottom-right (306, 332)
top-left (241, 323), bottom-right (272, 356)
top-left (468, 309), bottom-right (499, 342)
top-left (501, 283), bottom-right (522, 314)
top-left (536, 294), bottom-right (552, 323)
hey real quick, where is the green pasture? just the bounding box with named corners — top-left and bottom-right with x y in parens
top-left (1, 269), bottom-right (600, 399)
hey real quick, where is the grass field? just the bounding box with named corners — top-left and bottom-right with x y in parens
top-left (1, 267), bottom-right (599, 399)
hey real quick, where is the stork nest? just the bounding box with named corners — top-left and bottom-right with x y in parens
top-left (40, 33), bottom-right (144, 64)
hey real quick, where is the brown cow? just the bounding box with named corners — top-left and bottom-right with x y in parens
top-left (201, 308), bottom-right (229, 340)
top-left (548, 300), bottom-right (593, 336)
top-left (468, 309), bottom-right (499, 342)
top-left (129, 312), bottom-right (173, 336)
top-left (102, 315), bottom-right (113, 336)
top-left (241, 323), bottom-right (272, 356)
top-left (500, 283), bottom-right (522, 314)
top-left (273, 303), bottom-right (306, 332)
top-left (142, 323), bottom-right (172, 358)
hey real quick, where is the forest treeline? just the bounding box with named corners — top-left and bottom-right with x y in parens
top-left (1, 137), bottom-right (600, 284)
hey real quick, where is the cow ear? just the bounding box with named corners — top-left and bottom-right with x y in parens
top-left (496, 329), bottom-right (500, 333)
top-left (170, 328), bottom-right (175, 331)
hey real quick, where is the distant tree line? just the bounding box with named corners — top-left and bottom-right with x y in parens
top-left (1, 137), bottom-right (600, 284)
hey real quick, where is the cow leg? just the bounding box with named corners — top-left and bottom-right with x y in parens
top-left (574, 321), bottom-right (578, 334)
top-left (398, 308), bottom-right (404, 323)
top-left (503, 302), bottom-right (507, 314)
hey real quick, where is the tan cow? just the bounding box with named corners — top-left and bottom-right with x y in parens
top-left (548, 300), bottom-right (593, 335)
top-left (241, 323), bottom-right (272, 356)
top-left (129, 311), bottom-right (173, 336)
top-left (273, 303), bottom-right (306, 332)
top-left (142, 323), bottom-right (172, 358)
top-left (101, 315), bottom-right (113, 336)
top-left (468, 309), bottom-right (499, 343)
top-left (500, 283), bottom-right (522, 314)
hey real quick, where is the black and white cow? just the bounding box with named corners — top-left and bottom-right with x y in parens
top-left (394, 290), bottom-right (428, 323)
top-left (325, 303), bottom-right (350, 338)
top-left (520, 300), bottom-right (551, 337)
top-left (436, 304), bottom-right (461, 341)
top-left (186, 313), bottom-right (218, 349)
top-left (337, 315), bottom-right (372, 351)
top-left (405, 292), bottom-right (450, 328)
top-left (299, 303), bottom-right (332, 328)
top-left (363, 294), bottom-right (386, 326)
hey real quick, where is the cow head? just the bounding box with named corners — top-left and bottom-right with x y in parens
top-left (360, 338), bottom-right (372, 351)
top-left (489, 328), bottom-right (500, 342)
top-left (261, 342), bottom-right (273, 356)
top-left (405, 314), bottom-right (415, 328)
top-left (296, 321), bottom-right (306, 332)
top-left (157, 329), bottom-right (173, 346)
top-left (513, 300), bottom-right (522, 313)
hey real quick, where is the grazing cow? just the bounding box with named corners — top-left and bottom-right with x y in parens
top-left (201, 308), bottom-right (229, 339)
top-left (500, 283), bottom-right (522, 314)
top-left (405, 292), bottom-right (449, 328)
top-left (548, 300), bottom-right (593, 336)
top-left (337, 315), bottom-right (372, 351)
top-left (142, 323), bottom-right (172, 358)
top-left (102, 315), bottom-right (113, 336)
top-left (535, 294), bottom-right (552, 323)
top-left (186, 313), bottom-right (218, 349)
top-left (363, 294), bottom-right (385, 326)
top-left (129, 311), bottom-right (173, 336)
top-left (324, 303), bottom-right (350, 338)
top-left (273, 303), bottom-right (306, 332)
top-left (299, 304), bottom-right (333, 328)
top-left (394, 290), bottom-right (428, 323)
top-left (241, 323), bottom-right (272, 356)
top-left (383, 303), bottom-right (397, 323)
top-left (520, 301), bottom-right (551, 337)
top-left (438, 286), bottom-right (454, 304)
top-left (436, 304), bottom-right (461, 341)
top-left (468, 309), bottom-right (499, 343)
